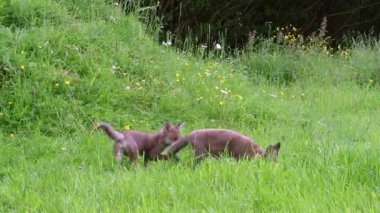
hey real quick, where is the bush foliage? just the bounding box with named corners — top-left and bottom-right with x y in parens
top-left (120, 0), bottom-right (380, 49)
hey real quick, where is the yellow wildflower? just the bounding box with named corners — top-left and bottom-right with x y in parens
top-left (176, 73), bottom-right (180, 77)
top-left (55, 83), bottom-right (60, 87)
top-left (219, 101), bottom-right (224, 106)
top-left (20, 65), bottom-right (25, 70)
top-left (65, 80), bottom-right (70, 85)
top-left (124, 125), bottom-right (130, 130)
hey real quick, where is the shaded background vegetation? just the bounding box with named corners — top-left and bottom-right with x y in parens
top-left (119, 0), bottom-right (380, 49)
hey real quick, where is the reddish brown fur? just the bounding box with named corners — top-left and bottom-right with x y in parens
top-left (98, 122), bottom-right (184, 166)
top-left (165, 129), bottom-right (281, 164)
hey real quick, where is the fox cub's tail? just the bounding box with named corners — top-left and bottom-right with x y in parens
top-left (97, 123), bottom-right (125, 142)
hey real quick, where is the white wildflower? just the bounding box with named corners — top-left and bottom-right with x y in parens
top-left (110, 65), bottom-right (117, 74)
top-left (109, 16), bottom-right (116, 23)
top-left (269, 94), bottom-right (277, 98)
top-left (215, 43), bottom-right (222, 50)
top-left (162, 40), bottom-right (172, 47)
top-left (220, 89), bottom-right (228, 95)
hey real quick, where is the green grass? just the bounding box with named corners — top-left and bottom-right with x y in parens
top-left (0, 0), bottom-right (379, 211)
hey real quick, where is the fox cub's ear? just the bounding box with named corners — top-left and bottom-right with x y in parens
top-left (265, 143), bottom-right (281, 158)
top-left (164, 122), bottom-right (172, 131)
top-left (266, 143), bottom-right (281, 153)
top-left (273, 143), bottom-right (281, 151)
top-left (177, 122), bottom-right (185, 130)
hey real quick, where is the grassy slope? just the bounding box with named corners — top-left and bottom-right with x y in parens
top-left (0, 0), bottom-right (379, 211)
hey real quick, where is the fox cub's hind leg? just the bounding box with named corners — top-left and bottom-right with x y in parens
top-left (114, 140), bottom-right (139, 167)
top-left (193, 147), bottom-right (207, 167)
top-left (114, 142), bottom-right (124, 164)
top-left (125, 141), bottom-right (138, 167)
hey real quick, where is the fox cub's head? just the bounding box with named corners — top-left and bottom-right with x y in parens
top-left (264, 143), bottom-right (281, 159)
top-left (162, 122), bottom-right (184, 145)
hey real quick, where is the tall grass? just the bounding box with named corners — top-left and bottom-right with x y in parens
top-left (0, 0), bottom-right (379, 211)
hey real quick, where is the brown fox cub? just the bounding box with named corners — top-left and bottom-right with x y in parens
top-left (162, 129), bottom-right (281, 164)
top-left (97, 122), bottom-right (184, 166)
